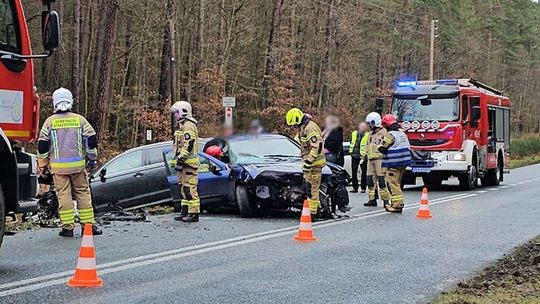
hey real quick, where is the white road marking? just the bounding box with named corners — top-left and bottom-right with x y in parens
top-left (0, 192), bottom-right (475, 297)
top-left (500, 186), bottom-right (509, 189)
top-left (510, 184), bottom-right (518, 186)
top-left (518, 182), bottom-right (525, 185)
top-left (488, 188), bottom-right (499, 191)
top-left (476, 190), bottom-right (488, 194)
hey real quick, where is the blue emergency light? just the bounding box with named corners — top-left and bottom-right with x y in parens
top-left (396, 81), bottom-right (416, 87)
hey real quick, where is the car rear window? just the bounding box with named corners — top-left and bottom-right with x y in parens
top-left (106, 150), bottom-right (143, 175)
top-left (147, 146), bottom-right (167, 165)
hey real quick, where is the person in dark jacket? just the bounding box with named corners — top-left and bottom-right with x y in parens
top-left (322, 115), bottom-right (344, 166)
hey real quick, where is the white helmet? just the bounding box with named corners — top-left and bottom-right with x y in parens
top-left (52, 87), bottom-right (73, 113)
top-left (170, 101), bottom-right (192, 121)
top-left (365, 112), bottom-right (382, 128)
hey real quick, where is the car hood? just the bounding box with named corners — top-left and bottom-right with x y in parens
top-left (238, 161), bottom-right (332, 179)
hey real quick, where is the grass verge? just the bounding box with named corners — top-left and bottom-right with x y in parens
top-left (434, 236), bottom-right (540, 304)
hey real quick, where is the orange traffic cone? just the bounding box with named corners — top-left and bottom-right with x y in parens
top-left (416, 187), bottom-right (432, 219)
top-left (68, 223), bottom-right (103, 287)
top-left (293, 200), bottom-right (318, 242)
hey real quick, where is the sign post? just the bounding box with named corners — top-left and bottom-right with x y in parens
top-left (222, 97), bottom-right (236, 127)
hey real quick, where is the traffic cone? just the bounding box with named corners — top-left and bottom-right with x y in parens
top-left (68, 223), bottom-right (103, 287)
top-left (416, 187), bottom-right (432, 219)
top-left (293, 200), bottom-right (318, 242)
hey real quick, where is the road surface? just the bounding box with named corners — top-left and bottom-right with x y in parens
top-left (1, 164), bottom-right (540, 303)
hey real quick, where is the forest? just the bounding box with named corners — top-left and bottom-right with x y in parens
top-left (22, 0), bottom-right (540, 155)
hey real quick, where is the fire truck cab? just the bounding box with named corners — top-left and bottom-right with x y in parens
top-left (0, 0), bottom-right (59, 247)
top-left (390, 79), bottom-right (511, 190)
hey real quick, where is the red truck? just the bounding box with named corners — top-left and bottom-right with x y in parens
top-left (0, 0), bottom-right (59, 247)
top-left (390, 79), bottom-right (511, 190)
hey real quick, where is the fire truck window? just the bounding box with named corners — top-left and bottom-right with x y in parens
top-left (461, 95), bottom-right (469, 121)
top-left (488, 109), bottom-right (496, 139)
top-left (503, 109), bottom-right (510, 149)
top-left (496, 108), bottom-right (505, 142)
top-left (0, 0), bottom-right (21, 54)
top-left (391, 95), bottom-right (460, 122)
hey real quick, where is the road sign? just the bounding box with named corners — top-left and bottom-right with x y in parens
top-left (224, 106), bottom-right (233, 127)
top-left (222, 96), bottom-right (236, 108)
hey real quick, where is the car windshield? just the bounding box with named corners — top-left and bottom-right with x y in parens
top-left (391, 94), bottom-right (460, 122)
top-left (229, 137), bottom-right (301, 164)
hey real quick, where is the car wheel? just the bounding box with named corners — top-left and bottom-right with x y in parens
top-left (0, 185), bottom-right (5, 248)
top-left (236, 185), bottom-right (255, 218)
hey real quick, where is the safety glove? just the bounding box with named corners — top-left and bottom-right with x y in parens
top-left (175, 158), bottom-right (185, 172)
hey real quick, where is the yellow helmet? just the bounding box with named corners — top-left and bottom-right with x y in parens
top-left (286, 108), bottom-right (304, 126)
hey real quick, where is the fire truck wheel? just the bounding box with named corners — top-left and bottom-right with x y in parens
top-left (459, 165), bottom-right (478, 190)
top-left (0, 185), bottom-right (5, 248)
top-left (481, 157), bottom-right (502, 187)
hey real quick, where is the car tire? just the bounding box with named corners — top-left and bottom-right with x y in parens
top-left (236, 185), bottom-right (255, 218)
top-left (0, 185), bottom-right (5, 248)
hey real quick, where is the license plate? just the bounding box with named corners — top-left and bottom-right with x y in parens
top-left (412, 167), bottom-right (432, 173)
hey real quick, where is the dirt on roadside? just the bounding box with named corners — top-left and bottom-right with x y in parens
top-left (434, 236), bottom-right (540, 304)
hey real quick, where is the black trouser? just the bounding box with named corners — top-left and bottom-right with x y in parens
top-left (351, 156), bottom-right (367, 190)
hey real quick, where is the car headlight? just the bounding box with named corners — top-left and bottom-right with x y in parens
top-left (255, 185), bottom-right (270, 199)
top-left (448, 153), bottom-right (466, 161)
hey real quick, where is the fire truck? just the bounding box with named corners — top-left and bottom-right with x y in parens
top-left (0, 0), bottom-right (59, 247)
top-left (389, 79), bottom-right (511, 190)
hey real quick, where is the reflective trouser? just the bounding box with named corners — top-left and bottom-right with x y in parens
top-left (177, 166), bottom-right (200, 214)
top-left (53, 170), bottom-right (95, 230)
top-left (303, 166), bottom-right (322, 215)
top-left (366, 159), bottom-right (390, 201)
top-left (386, 167), bottom-right (405, 209)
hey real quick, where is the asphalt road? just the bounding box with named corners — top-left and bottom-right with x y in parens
top-left (1, 164), bottom-right (540, 303)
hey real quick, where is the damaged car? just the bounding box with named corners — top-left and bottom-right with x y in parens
top-left (164, 133), bottom-right (350, 217)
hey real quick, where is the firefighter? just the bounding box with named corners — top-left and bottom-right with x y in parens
top-left (363, 112), bottom-right (391, 207)
top-left (380, 114), bottom-right (411, 213)
top-left (286, 108), bottom-right (326, 220)
top-left (37, 88), bottom-right (102, 237)
top-left (171, 101), bottom-right (200, 222)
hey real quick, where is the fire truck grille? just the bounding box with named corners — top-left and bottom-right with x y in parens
top-left (409, 139), bottom-right (449, 146)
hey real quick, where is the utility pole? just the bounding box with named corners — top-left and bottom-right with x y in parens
top-left (429, 19), bottom-right (438, 80)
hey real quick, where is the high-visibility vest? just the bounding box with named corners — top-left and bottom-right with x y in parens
top-left (382, 130), bottom-right (411, 168)
top-left (349, 131), bottom-right (369, 157)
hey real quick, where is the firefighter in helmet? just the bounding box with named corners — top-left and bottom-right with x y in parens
top-left (364, 112), bottom-right (392, 207)
top-left (37, 88), bottom-right (102, 237)
top-left (171, 101), bottom-right (200, 222)
top-left (286, 108), bottom-right (326, 220)
top-left (379, 114), bottom-right (411, 213)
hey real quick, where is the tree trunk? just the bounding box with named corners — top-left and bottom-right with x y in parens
top-left (94, 0), bottom-right (119, 141)
top-left (261, 0), bottom-right (283, 107)
top-left (71, 0), bottom-right (81, 111)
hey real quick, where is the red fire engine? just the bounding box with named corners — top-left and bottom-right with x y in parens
top-left (390, 79), bottom-right (511, 190)
top-left (0, 0), bottom-right (59, 247)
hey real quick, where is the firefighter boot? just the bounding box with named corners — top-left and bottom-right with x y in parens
top-left (174, 205), bottom-right (189, 221)
top-left (59, 229), bottom-right (74, 238)
top-left (181, 213), bottom-right (199, 223)
top-left (363, 200), bottom-right (377, 207)
top-left (383, 200), bottom-right (390, 208)
top-left (385, 205), bottom-right (403, 213)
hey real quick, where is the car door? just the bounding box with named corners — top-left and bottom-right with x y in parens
top-left (90, 149), bottom-right (146, 211)
top-left (197, 154), bottom-right (233, 204)
top-left (142, 145), bottom-right (172, 206)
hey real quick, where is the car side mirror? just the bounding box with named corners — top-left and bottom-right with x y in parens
top-left (209, 163), bottom-right (222, 176)
top-left (42, 10), bottom-right (60, 52)
top-left (99, 168), bottom-right (107, 182)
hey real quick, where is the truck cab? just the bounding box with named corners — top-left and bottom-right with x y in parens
top-left (390, 79), bottom-right (511, 190)
top-left (0, 0), bottom-right (59, 247)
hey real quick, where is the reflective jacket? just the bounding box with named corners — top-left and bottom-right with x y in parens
top-left (298, 120), bottom-right (326, 168)
top-left (382, 130), bottom-right (411, 168)
top-left (366, 127), bottom-right (391, 160)
top-left (173, 118), bottom-right (199, 169)
top-left (37, 112), bottom-right (97, 174)
top-left (349, 130), bottom-right (369, 158)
